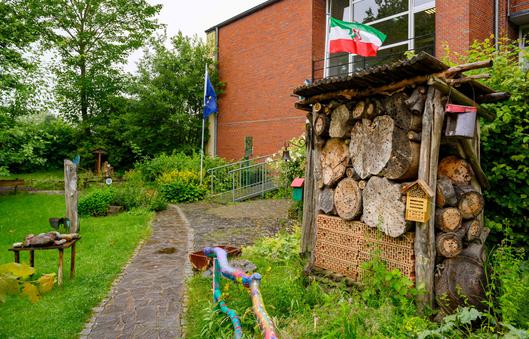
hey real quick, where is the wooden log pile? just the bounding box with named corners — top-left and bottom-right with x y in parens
top-left (298, 57), bottom-right (507, 312)
top-left (315, 86), bottom-right (425, 239)
top-left (434, 156), bottom-right (485, 258)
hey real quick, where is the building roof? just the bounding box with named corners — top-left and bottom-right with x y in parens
top-left (205, 0), bottom-right (283, 33)
top-left (293, 52), bottom-right (496, 99)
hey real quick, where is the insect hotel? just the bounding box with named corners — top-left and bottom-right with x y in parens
top-left (294, 52), bottom-right (510, 314)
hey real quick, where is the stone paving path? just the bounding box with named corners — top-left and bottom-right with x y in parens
top-left (81, 205), bottom-right (192, 339)
top-left (81, 199), bottom-right (291, 338)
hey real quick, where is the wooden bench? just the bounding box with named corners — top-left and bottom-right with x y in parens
top-left (0, 179), bottom-right (25, 193)
top-left (8, 237), bottom-right (80, 286)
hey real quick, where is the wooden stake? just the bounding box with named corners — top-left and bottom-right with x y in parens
top-left (415, 87), bottom-right (435, 311)
top-left (301, 113), bottom-right (316, 257)
top-left (58, 249), bottom-right (64, 286)
top-left (443, 60), bottom-right (493, 76)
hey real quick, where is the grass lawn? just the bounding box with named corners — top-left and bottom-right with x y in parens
top-left (0, 193), bottom-right (153, 338)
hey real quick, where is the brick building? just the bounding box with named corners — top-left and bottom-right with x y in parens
top-left (206, 0), bottom-right (529, 160)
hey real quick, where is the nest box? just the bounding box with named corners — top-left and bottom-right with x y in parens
top-left (445, 103), bottom-right (477, 138)
top-left (401, 179), bottom-right (434, 223)
top-left (290, 178), bottom-right (304, 201)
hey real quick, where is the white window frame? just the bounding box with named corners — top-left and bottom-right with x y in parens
top-left (324, 0), bottom-right (435, 77)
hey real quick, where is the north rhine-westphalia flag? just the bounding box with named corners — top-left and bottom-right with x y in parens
top-left (329, 17), bottom-right (387, 57)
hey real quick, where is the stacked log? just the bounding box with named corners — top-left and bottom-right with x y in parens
top-left (434, 156), bottom-right (485, 258)
top-left (315, 89), bottom-right (424, 238)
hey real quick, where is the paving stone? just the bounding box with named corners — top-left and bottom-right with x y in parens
top-left (83, 200), bottom-right (291, 339)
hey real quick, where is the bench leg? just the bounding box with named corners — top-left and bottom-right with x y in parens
top-left (70, 243), bottom-right (76, 279)
top-left (30, 250), bottom-right (34, 267)
top-left (14, 251), bottom-right (20, 263)
top-left (58, 249), bottom-right (64, 286)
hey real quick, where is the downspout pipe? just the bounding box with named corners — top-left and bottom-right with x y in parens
top-left (495, 0), bottom-right (500, 51)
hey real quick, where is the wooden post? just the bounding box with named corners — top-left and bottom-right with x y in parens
top-left (58, 249), bottom-right (64, 286)
top-left (29, 250), bottom-right (34, 267)
top-left (70, 243), bottom-right (76, 279)
top-left (14, 251), bottom-right (20, 264)
top-left (414, 87), bottom-right (436, 311)
top-left (64, 160), bottom-right (79, 233)
top-left (301, 112), bottom-right (315, 256)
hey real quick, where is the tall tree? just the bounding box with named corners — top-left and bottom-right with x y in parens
top-left (89, 33), bottom-right (220, 167)
top-left (0, 0), bottom-right (47, 118)
top-left (44, 0), bottom-right (161, 122)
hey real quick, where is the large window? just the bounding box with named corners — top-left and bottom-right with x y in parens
top-left (325, 0), bottom-right (436, 77)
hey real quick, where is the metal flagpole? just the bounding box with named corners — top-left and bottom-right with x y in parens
top-left (200, 64), bottom-right (208, 184)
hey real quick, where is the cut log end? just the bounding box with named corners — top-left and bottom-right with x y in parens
top-left (436, 232), bottom-right (463, 258)
top-left (334, 178), bottom-right (362, 220)
top-left (438, 156), bottom-right (473, 186)
top-left (435, 207), bottom-right (462, 233)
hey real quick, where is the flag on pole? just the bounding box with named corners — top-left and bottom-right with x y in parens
top-left (329, 17), bottom-right (386, 57)
top-left (203, 72), bottom-right (218, 119)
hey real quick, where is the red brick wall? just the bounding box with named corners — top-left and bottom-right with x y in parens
top-left (436, 0), bottom-right (517, 59)
top-left (216, 0), bottom-right (323, 160)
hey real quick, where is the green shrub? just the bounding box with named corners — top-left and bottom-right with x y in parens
top-left (147, 190), bottom-right (168, 211)
top-left (443, 37), bottom-right (529, 246)
top-left (159, 181), bottom-right (207, 203)
top-left (78, 188), bottom-right (113, 217)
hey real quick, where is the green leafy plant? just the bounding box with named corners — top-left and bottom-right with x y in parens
top-left (443, 37), bottom-right (529, 246)
top-left (0, 263), bottom-right (56, 304)
top-left (78, 188), bottom-right (114, 216)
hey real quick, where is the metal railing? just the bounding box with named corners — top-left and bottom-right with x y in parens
top-left (228, 160), bottom-right (280, 202)
top-left (207, 155), bottom-right (280, 202)
top-left (312, 35), bottom-right (435, 82)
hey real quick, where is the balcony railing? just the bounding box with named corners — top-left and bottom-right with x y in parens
top-left (312, 34), bottom-right (435, 82)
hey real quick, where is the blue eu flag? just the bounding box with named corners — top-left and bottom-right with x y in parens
top-left (203, 74), bottom-right (218, 119)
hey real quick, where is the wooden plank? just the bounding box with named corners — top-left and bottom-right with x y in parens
top-left (58, 249), bottom-right (64, 286)
top-left (64, 160), bottom-right (79, 233)
top-left (9, 239), bottom-right (79, 251)
top-left (415, 86), bottom-right (434, 312)
top-left (70, 243), bottom-right (76, 279)
top-left (301, 112), bottom-right (316, 256)
top-left (30, 250), bottom-right (34, 267)
top-left (428, 76), bottom-right (496, 121)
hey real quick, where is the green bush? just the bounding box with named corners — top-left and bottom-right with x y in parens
top-left (160, 181), bottom-right (207, 203)
top-left (78, 188), bottom-right (113, 217)
top-left (443, 37), bottom-right (529, 246)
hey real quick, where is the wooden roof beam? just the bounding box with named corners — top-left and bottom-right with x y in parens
top-left (427, 76), bottom-right (496, 121)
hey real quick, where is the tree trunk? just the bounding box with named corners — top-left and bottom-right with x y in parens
top-left (79, 55), bottom-right (88, 123)
top-left (318, 187), bottom-right (335, 215)
top-left (436, 176), bottom-right (457, 207)
top-left (435, 207), bottom-right (462, 232)
top-left (334, 178), bottom-right (362, 220)
top-left (349, 116), bottom-right (420, 180)
top-left (361, 176), bottom-right (410, 237)
top-left (455, 185), bottom-right (484, 219)
top-left (436, 232), bottom-right (463, 258)
top-left (438, 155), bottom-right (473, 186)
top-left (329, 104), bottom-right (352, 138)
top-left (320, 138), bottom-right (349, 186)
top-left (314, 114), bottom-right (331, 138)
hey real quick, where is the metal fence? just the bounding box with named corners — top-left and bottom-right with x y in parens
top-left (207, 156), bottom-right (280, 202)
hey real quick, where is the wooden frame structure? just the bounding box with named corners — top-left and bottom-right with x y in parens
top-left (294, 52), bottom-right (509, 312)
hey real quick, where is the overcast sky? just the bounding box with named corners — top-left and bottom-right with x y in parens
top-left (127, 0), bottom-right (268, 72)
